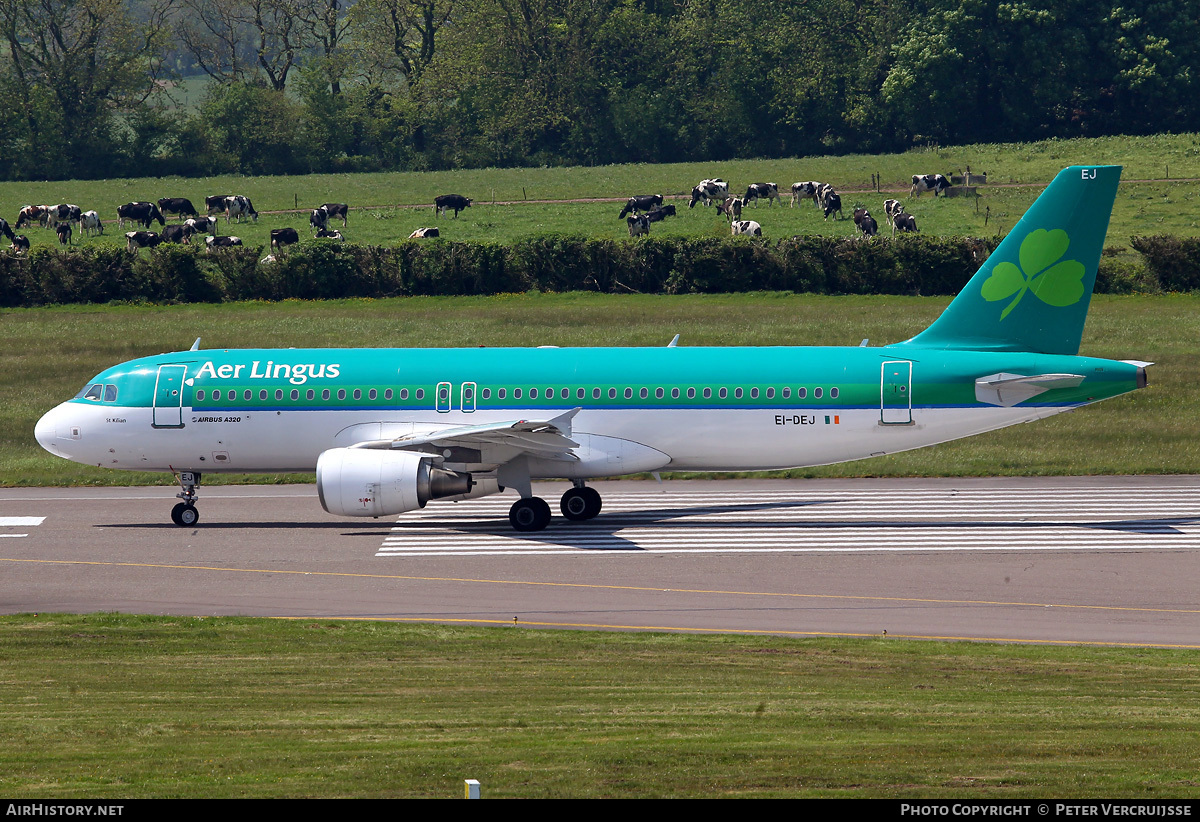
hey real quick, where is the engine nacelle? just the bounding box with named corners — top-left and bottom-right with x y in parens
top-left (316, 448), bottom-right (476, 518)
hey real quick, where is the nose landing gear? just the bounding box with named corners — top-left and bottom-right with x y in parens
top-left (170, 471), bottom-right (201, 526)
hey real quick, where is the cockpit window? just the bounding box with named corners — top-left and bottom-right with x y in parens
top-left (77, 383), bottom-right (103, 400)
top-left (104, 384), bottom-right (118, 402)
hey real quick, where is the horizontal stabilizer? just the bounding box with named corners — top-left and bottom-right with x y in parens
top-left (975, 373), bottom-right (1084, 407)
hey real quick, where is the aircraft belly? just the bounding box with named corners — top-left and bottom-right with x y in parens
top-left (51, 402), bottom-right (1081, 476)
top-left (568, 406), bottom-right (1074, 473)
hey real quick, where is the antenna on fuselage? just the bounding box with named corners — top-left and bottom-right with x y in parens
top-left (667, 334), bottom-right (680, 347)
top-left (190, 338), bottom-right (201, 351)
top-left (860, 339), bottom-right (869, 347)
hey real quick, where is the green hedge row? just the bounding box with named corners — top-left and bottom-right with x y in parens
top-left (1129, 235), bottom-right (1200, 291)
top-left (0, 234), bottom-right (1175, 308)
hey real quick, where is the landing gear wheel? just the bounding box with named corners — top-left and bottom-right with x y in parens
top-left (560, 486), bottom-right (602, 521)
top-left (171, 502), bottom-right (199, 527)
top-left (171, 470), bottom-right (201, 527)
top-left (509, 497), bottom-right (552, 532)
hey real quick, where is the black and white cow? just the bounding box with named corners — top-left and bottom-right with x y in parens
top-left (892, 212), bottom-right (918, 234)
top-left (883, 199), bottom-right (905, 223)
top-left (125, 231), bottom-right (162, 252)
top-left (790, 181), bottom-right (822, 207)
top-left (270, 227), bottom-right (300, 250)
top-left (627, 214), bottom-right (650, 237)
top-left (434, 194), bottom-right (472, 218)
top-left (646, 204), bottom-right (677, 223)
top-left (910, 174), bottom-right (952, 197)
top-left (185, 217), bottom-right (218, 236)
top-left (315, 229), bottom-right (344, 240)
top-left (51, 204), bottom-right (81, 227)
top-left (689, 179), bottom-right (728, 208)
top-left (0, 217), bottom-right (13, 242)
top-left (224, 195), bottom-right (258, 223)
top-left (743, 183), bottom-right (780, 207)
top-left (408, 227), bottom-right (440, 238)
top-left (158, 198), bottom-right (198, 220)
top-left (618, 194), bottom-right (663, 219)
top-left (320, 203), bottom-right (349, 227)
top-left (80, 211), bottom-right (103, 237)
top-left (731, 220), bottom-right (762, 236)
top-left (117, 202), bottom-right (165, 229)
top-left (853, 209), bottom-right (878, 237)
top-left (822, 191), bottom-right (843, 221)
top-left (9, 235), bottom-right (29, 254)
top-left (205, 236), bottom-right (242, 252)
top-left (717, 197), bottom-right (743, 222)
top-left (205, 195), bottom-right (233, 215)
top-left (160, 224), bottom-right (194, 244)
top-left (56, 223), bottom-right (71, 246)
top-left (310, 206), bottom-right (330, 232)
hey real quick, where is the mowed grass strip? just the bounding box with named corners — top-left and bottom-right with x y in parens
top-left (3, 292), bottom-right (1195, 487)
top-left (2, 614), bottom-right (1199, 798)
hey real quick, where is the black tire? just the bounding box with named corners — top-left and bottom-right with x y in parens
top-left (174, 503), bottom-right (199, 527)
top-left (509, 497), bottom-right (551, 532)
top-left (561, 486), bottom-right (602, 521)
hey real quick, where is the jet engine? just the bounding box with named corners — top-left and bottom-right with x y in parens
top-left (317, 448), bottom-right (482, 517)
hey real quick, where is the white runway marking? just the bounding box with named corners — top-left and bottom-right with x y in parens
top-left (0, 516), bottom-right (45, 539)
top-left (377, 487), bottom-right (1200, 557)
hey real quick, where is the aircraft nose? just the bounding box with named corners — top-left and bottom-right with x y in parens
top-left (35, 403), bottom-right (71, 456)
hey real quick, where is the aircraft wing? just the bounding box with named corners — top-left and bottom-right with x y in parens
top-left (349, 407), bottom-right (581, 461)
top-left (975, 373), bottom-right (1085, 407)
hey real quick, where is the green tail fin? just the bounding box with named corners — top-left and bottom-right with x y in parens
top-left (899, 165), bottom-right (1121, 355)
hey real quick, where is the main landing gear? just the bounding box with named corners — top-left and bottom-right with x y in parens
top-left (507, 483), bottom-right (603, 532)
top-left (170, 471), bottom-right (201, 527)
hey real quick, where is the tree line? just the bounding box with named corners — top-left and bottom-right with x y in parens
top-left (1, 0), bottom-right (1195, 181)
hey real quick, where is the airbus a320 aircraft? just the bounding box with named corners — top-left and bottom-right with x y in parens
top-left (36, 166), bottom-right (1148, 531)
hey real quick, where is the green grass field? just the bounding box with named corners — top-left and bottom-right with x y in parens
top-left (2, 613), bottom-right (1199, 798)
top-left (4, 133), bottom-right (1200, 256)
top-left (3, 292), bottom-right (1196, 487)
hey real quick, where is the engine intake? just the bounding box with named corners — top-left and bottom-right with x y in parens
top-left (317, 448), bottom-right (476, 518)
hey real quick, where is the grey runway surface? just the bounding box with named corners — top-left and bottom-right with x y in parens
top-left (2, 476), bottom-right (1199, 647)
